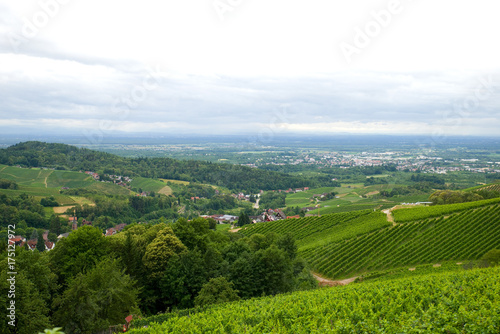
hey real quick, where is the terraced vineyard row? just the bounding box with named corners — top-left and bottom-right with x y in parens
top-left (297, 211), bottom-right (390, 247)
top-left (302, 204), bottom-right (500, 279)
top-left (481, 183), bottom-right (500, 192)
top-left (392, 197), bottom-right (500, 222)
top-left (130, 266), bottom-right (500, 333)
top-left (238, 210), bottom-right (371, 240)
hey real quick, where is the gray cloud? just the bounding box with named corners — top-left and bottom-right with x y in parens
top-left (0, 48), bottom-right (499, 136)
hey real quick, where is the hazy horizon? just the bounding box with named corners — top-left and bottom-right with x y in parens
top-left (1, 0), bottom-right (499, 137)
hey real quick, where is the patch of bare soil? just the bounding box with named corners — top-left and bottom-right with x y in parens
top-left (312, 273), bottom-right (358, 287)
top-left (433, 263), bottom-right (441, 268)
top-left (365, 191), bottom-right (380, 196)
top-left (408, 267), bottom-right (416, 271)
top-left (158, 185), bottom-right (173, 195)
top-left (382, 208), bottom-right (395, 224)
top-left (229, 228), bottom-right (241, 233)
top-left (53, 205), bottom-right (75, 214)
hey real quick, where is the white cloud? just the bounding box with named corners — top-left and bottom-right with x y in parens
top-left (0, 0), bottom-right (499, 137)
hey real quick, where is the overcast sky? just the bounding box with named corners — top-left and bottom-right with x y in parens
top-left (0, 0), bottom-right (499, 138)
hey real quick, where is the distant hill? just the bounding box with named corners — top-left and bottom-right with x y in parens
top-left (0, 141), bottom-right (337, 192)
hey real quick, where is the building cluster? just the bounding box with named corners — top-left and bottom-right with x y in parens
top-left (10, 231), bottom-right (55, 251)
top-left (84, 171), bottom-right (100, 180)
top-left (81, 171), bottom-right (133, 188)
top-left (243, 151), bottom-right (500, 175)
top-left (276, 187), bottom-right (309, 194)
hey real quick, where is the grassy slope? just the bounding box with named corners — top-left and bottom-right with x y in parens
top-left (0, 164), bottom-right (131, 200)
top-left (286, 184), bottom-right (429, 215)
top-left (303, 204), bottom-right (500, 279)
top-left (240, 196), bottom-right (500, 280)
top-left (130, 266), bottom-right (500, 333)
top-left (130, 177), bottom-right (169, 193)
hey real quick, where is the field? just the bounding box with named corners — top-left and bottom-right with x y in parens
top-left (0, 164), bottom-right (131, 202)
top-left (130, 177), bottom-right (172, 194)
top-left (240, 196), bottom-right (500, 280)
top-left (392, 197), bottom-right (500, 222)
top-left (302, 204), bottom-right (500, 279)
top-left (130, 266), bottom-right (500, 333)
top-left (285, 183), bottom-right (429, 215)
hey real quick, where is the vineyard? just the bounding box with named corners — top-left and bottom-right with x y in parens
top-left (238, 210), bottom-right (372, 240)
top-left (296, 211), bottom-right (390, 248)
top-left (301, 204), bottom-right (500, 278)
top-left (129, 266), bottom-right (500, 333)
top-left (391, 197), bottom-right (500, 222)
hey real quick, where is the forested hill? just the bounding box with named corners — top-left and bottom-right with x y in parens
top-left (0, 141), bottom-right (336, 192)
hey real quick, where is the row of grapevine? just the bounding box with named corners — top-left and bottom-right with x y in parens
top-left (302, 204), bottom-right (500, 279)
top-left (392, 197), bottom-right (500, 222)
top-left (297, 211), bottom-right (390, 248)
top-left (238, 210), bottom-right (371, 241)
top-left (130, 266), bottom-right (500, 333)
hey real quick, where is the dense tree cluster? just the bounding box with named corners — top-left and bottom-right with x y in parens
top-left (1, 218), bottom-right (316, 333)
top-left (259, 192), bottom-right (286, 209)
top-left (0, 178), bottom-right (18, 189)
top-left (429, 189), bottom-right (500, 205)
top-left (0, 142), bottom-right (335, 192)
top-left (0, 194), bottom-right (47, 230)
top-left (71, 192), bottom-right (178, 228)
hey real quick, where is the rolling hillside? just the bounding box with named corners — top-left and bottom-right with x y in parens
top-left (239, 198), bottom-right (500, 280)
top-left (0, 141), bottom-right (336, 192)
top-left (0, 164), bottom-right (131, 207)
top-left (129, 266), bottom-right (500, 333)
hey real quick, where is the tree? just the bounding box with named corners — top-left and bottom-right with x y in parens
top-left (47, 232), bottom-right (58, 243)
top-left (481, 249), bottom-right (500, 267)
top-left (160, 250), bottom-right (208, 310)
top-left (49, 215), bottom-right (63, 236)
top-left (207, 218), bottom-right (217, 230)
top-left (143, 227), bottom-right (187, 279)
top-left (194, 277), bottom-right (240, 307)
top-left (52, 259), bottom-right (139, 334)
top-left (0, 249), bottom-right (54, 334)
top-left (237, 212), bottom-right (250, 227)
top-left (31, 229), bottom-right (39, 241)
top-left (276, 233), bottom-right (297, 260)
top-left (49, 226), bottom-right (108, 286)
top-left (36, 238), bottom-right (45, 252)
top-left (172, 218), bottom-right (214, 252)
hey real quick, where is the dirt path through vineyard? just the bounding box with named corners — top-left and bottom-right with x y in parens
top-left (312, 273), bottom-right (358, 287)
top-left (382, 206), bottom-right (397, 225)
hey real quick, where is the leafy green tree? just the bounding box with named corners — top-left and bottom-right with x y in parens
top-left (276, 233), bottom-right (297, 260)
top-left (237, 212), bottom-right (250, 227)
top-left (49, 226), bottom-right (108, 286)
top-left (246, 233), bottom-right (272, 252)
top-left (250, 245), bottom-right (293, 296)
top-left (160, 250), bottom-right (208, 309)
top-left (194, 276), bottom-right (240, 307)
top-left (36, 238), bottom-right (45, 252)
top-left (30, 228), bottom-right (39, 241)
top-left (48, 232), bottom-right (58, 243)
top-left (39, 328), bottom-right (64, 334)
top-left (481, 249), bottom-right (500, 267)
top-left (49, 215), bottom-right (63, 236)
top-left (0, 249), bottom-right (53, 333)
top-left (207, 218), bottom-right (217, 230)
top-left (41, 196), bottom-right (59, 207)
top-left (52, 259), bottom-right (139, 334)
top-left (143, 227), bottom-right (187, 279)
top-left (229, 253), bottom-right (255, 299)
top-left (172, 218), bottom-right (214, 252)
